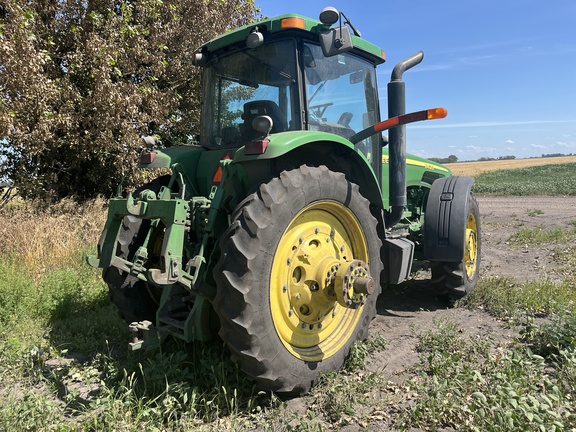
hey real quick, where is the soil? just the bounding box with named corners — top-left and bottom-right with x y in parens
top-left (366, 196), bottom-right (576, 383)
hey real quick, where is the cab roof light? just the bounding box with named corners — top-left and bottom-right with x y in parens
top-left (140, 152), bottom-right (156, 165)
top-left (280, 17), bottom-right (305, 29)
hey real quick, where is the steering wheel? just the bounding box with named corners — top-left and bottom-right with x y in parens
top-left (309, 102), bottom-right (333, 118)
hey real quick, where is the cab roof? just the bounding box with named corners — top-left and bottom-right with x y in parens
top-left (196, 13), bottom-right (386, 65)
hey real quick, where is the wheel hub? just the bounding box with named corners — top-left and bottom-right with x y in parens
top-left (334, 259), bottom-right (374, 308)
top-left (285, 235), bottom-right (374, 328)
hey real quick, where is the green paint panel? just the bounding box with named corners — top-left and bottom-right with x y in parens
top-left (233, 130), bottom-right (353, 161)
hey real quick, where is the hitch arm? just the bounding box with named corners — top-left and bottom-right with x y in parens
top-left (349, 107), bottom-right (447, 144)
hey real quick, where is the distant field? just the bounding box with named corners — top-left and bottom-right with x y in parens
top-left (445, 155), bottom-right (576, 176)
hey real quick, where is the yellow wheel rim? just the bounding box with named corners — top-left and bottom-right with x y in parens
top-left (465, 212), bottom-right (478, 279)
top-left (270, 200), bottom-right (369, 362)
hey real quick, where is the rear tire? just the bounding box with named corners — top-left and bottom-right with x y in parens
top-left (213, 165), bottom-right (383, 395)
top-left (102, 176), bottom-right (169, 323)
top-left (431, 192), bottom-right (480, 298)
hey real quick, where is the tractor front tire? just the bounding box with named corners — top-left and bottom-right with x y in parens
top-left (213, 165), bottom-right (383, 395)
top-left (431, 192), bottom-right (481, 298)
top-left (102, 176), bottom-right (169, 324)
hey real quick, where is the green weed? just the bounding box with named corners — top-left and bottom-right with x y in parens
top-left (527, 209), bottom-right (544, 217)
top-left (399, 319), bottom-right (576, 431)
top-left (345, 333), bottom-right (387, 371)
top-left (551, 244), bottom-right (576, 279)
top-left (508, 225), bottom-right (574, 247)
top-left (522, 312), bottom-right (576, 358)
top-left (462, 277), bottom-right (576, 320)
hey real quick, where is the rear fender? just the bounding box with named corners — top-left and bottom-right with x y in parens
top-left (423, 176), bottom-right (475, 262)
top-left (233, 131), bottom-right (384, 207)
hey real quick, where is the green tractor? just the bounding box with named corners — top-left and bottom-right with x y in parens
top-left (88, 6), bottom-right (480, 395)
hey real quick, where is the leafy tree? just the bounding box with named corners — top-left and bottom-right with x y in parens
top-left (0, 0), bottom-right (259, 201)
top-left (429, 155), bottom-right (458, 164)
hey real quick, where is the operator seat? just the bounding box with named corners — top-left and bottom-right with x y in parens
top-left (241, 100), bottom-right (287, 141)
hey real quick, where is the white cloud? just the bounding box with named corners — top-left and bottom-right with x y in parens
top-left (505, 140), bottom-right (514, 144)
top-left (410, 149), bottom-right (433, 158)
top-left (466, 145), bottom-right (482, 151)
top-left (530, 144), bottom-right (547, 149)
top-left (463, 145), bottom-right (498, 154)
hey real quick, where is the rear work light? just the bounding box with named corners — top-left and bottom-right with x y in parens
top-left (140, 152), bottom-right (156, 164)
top-left (245, 140), bottom-right (269, 155)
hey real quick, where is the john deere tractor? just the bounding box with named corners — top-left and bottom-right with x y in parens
top-left (88, 6), bottom-right (480, 395)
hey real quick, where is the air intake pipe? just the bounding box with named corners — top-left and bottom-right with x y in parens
top-left (385, 51), bottom-right (424, 227)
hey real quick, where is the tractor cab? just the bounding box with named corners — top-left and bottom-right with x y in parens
top-left (194, 9), bottom-right (385, 176)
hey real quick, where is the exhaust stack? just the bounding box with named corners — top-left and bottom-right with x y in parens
top-left (386, 51), bottom-right (424, 227)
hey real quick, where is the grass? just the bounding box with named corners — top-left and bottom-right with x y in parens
top-left (471, 163), bottom-right (576, 195)
top-left (527, 208), bottom-right (544, 217)
top-left (0, 199), bottom-right (279, 431)
top-left (508, 223), bottom-right (576, 247)
top-left (1, 189), bottom-right (576, 430)
top-left (463, 220), bottom-right (576, 320)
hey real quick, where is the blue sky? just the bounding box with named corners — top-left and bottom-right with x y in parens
top-left (256, 1), bottom-right (576, 161)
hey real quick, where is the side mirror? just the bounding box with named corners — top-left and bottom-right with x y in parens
top-left (319, 25), bottom-right (353, 57)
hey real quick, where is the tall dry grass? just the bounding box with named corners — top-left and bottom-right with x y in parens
top-left (0, 197), bottom-right (107, 279)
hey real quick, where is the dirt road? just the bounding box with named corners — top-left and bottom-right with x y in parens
top-left (366, 195), bottom-right (576, 381)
